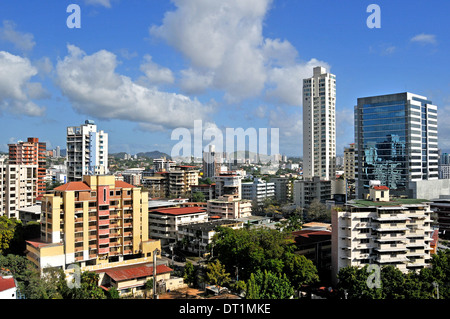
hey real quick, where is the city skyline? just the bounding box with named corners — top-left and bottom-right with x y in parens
top-left (0, 1), bottom-right (449, 157)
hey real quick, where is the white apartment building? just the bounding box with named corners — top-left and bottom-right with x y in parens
top-left (0, 157), bottom-right (38, 218)
top-left (302, 66), bottom-right (337, 181)
top-left (153, 157), bottom-right (176, 172)
top-left (241, 178), bottom-right (275, 205)
top-left (207, 195), bottom-right (252, 219)
top-left (148, 206), bottom-right (208, 248)
top-left (331, 187), bottom-right (434, 284)
top-left (66, 120), bottom-right (108, 182)
top-left (214, 173), bottom-right (242, 199)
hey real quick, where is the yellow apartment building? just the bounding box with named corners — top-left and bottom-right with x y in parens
top-left (26, 175), bottom-right (161, 274)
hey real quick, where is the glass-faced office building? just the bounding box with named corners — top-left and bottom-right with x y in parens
top-left (354, 92), bottom-right (438, 199)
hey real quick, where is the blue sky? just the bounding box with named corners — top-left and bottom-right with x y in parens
top-left (0, 0), bottom-right (449, 157)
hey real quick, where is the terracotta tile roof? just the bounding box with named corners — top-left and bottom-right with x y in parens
top-left (149, 206), bottom-right (207, 215)
top-left (54, 181), bottom-right (91, 192)
top-left (292, 229), bottom-right (331, 245)
top-left (0, 276), bottom-right (16, 292)
top-left (97, 263), bottom-right (173, 282)
top-left (114, 181), bottom-right (136, 189)
top-left (26, 238), bottom-right (62, 249)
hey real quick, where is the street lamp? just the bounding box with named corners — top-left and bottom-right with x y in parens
top-left (153, 248), bottom-right (160, 299)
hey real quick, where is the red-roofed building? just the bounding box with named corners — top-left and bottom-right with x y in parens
top-left (0, 274), bottom-right (18, 299)
top-left (149, 206), bottom-right (208, 248)
top-left (369, 184), bottom-right (390, 202)
top-left (96, 262), bottom-right (185, 297)
top-left (292, 229), bottom-right (332, 282)
top-left (8, 137), bottom-right (46, 199)
top-left (26, 175), bottom-right (162, 275)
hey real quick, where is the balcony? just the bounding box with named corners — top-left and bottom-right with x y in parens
top-left (98, 238), bottom-right (109, 245)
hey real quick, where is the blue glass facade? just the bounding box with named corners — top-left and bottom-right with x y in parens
top-left (358, 100), bottom-right (408, 193)
top-left (355, 93), bottom-right (438, 199)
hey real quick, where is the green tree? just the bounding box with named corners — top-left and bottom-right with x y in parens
top-left (144, 278), bottom-right (154, 298)
top-left (212, 226), bottom-right (294, 281)
top-left (206, 259), bottom-right (230, 288)
top-left (336, 265), bottom-right (383, 299)
top-left (26, 267), bottom-right (68, 299)
top-left (183, 261), bottom-right (195, 286)
top-left (283, 253), bottom-right (319, 290)
top-left (246, 270), bottom-right (294, 299)
top-left (0, 216), bottom-right (22, 255)
top-left (305, 199), bottom-right (331, 222)
top-left (380, 265), bottom-right (406, 299)
top-left (70, 271), bottom-right (106, 299)
top-left (192, 191), bottom-right (206, 202)
top-left (107, 286), bottom-right (120, 299)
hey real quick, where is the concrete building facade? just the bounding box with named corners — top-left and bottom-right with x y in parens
top-left (0, 157), bottom-right (38, 218)
top-left (331, 192), bottom-right (434, 284)
top-left (355, 92), bottom-right (438, 199)
top-left (302, 66), bottom-right (337, 181)
top-left (66, 120), bottom-right (108, 182)
top-left (26, 175), bottom-right (158, 273)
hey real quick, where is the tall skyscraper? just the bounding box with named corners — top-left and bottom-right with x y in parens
top-left (8, 137), bottom-right (46, 199)
top-left (202, 144), bottom-right (219, 179)
top-left (67, 120), bottom-right (108, 182)
top-left (302, 66), bottom-right (337, 181)
top-left (354, 92), bottom-right (438, 199)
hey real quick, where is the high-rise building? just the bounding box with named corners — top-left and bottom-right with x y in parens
top-left (202, 145), bottom-right (220, 179)
top-left (26, 175), bottom-right (160, 272)
top-left (302, 66), bottom-right (337, 181)
top-left (344, 143), bottom-right (356, 180)
top-left (354, 92), bottom-right (438, 199)
top-left (241, 178), bottom-right (275, 205)
top-left (66, 120), bottom-right (108, 182)
top-left (8, 137), bottom-right (46, 199)
top-left (0, 157), bottom-right (38, 218)
top-left (293, 177), bottom-right (332, 208)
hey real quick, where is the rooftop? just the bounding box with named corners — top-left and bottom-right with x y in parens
top-left (149, 206), bottom-right (207, 216)
top-left (53, 180), bottom-right (135, 192)
top-left (54, 181), bottom-right (91, 192)
top-left (0, 276), bottom-right (16, 292)
top-left (348, 198), bottom-right (430, 208)
top-left (96, 263), bottom-right (173, 282)
top-left (180, 219), bottom-right (242, 232)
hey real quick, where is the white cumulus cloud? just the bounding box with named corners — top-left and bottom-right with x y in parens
top-left (0, 51), bottom-right (46, 116)
top-left (150, 0), bottom-right (328, 106)
top-left (55, 45), bottom-right (213, 130)
top-left (0, 20), bottom-right (35, 52)
top-left (410, 33), bottom-right (437, 45)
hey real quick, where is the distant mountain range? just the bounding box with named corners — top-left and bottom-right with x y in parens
top-left (110, 151), bottom-right (171, 159)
